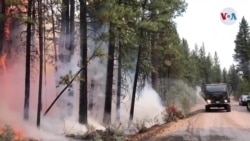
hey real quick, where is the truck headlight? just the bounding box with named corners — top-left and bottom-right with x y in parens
top-left (224, 99), bottom-right (228, 103)
top-left (207, 99), bottom-right (211, 104)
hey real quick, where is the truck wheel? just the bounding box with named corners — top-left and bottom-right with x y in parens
top-left (205, 105), bottom-right (210, 112)
top-left (247, 101), bottom-right (250, 112)
top-left (226, 105), bottom-right (231, 112)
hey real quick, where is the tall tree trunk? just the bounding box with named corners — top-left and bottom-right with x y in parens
top-left (59, 0), bottom-right (68, 62)
top-left (151, 36), bottom-right (160, 93)
top-left (0, 0), bottom-right (6, 55)
top-left (103, 22), bottom-right (115, 124)
top-left (24, 0), bottom-right (33, 120)
top-left (129, 0), bottom-right (147, 122)
top-left (79, 0), bottom-right (88, 124)
top-left (69, 0), bottom-right (75, 54)
top-left (56, 0), bottom-right (73, 119)
top-left (37, 0), bottom-right (43, 127)
top-left (65, 0), bottom-right (70, 58)
top-left (115, 0), bottom-right (122, 122)
top-left (89, 80), bottom-right (94, 112)
top-left (116, 40), bottom-right (122, 121)
top-left (129, 29), bottom-right (143, 121)
top-left (50, 0), bottom-right (57, 67)
top-left (167, 66), bottom-right (171, 92)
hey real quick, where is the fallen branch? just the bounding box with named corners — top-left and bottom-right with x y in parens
top-left (43, 49), bottom-right (103, 116)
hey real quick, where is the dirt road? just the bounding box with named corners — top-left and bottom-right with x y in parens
top-left (129, 100), bottom-right (250, 141)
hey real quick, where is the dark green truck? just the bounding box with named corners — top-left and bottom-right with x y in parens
top-left (202, 83), bottom-right (231, 112)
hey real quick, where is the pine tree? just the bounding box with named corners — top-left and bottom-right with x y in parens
top-left (130, 0), bottom-right (187, 119)
top-left (178, 38), bottom-right (197, 86)
top-left (227, 64), bottom-right (239, 95)
top-left (143, 0), bottom-right (187, 96)
top-left (79, 0), bottom-right (88, 124)
top-left (222, 68), bottom-right (227, 83)
top-left (24, 0), bottom-right (33, 120)
top-left (37, 0), bottom-right (44, 127)
top-left (213, 52), bottom-right (221, 83)
top-left (234, 17), bottom-right (250, 81)
top-left (198, 44), bottom-right (208, 83)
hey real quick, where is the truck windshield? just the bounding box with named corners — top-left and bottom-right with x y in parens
top-left (206, 85), bottom-right (227, 93)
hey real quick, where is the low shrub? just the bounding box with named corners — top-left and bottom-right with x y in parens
top-left (163, 104), bottom-right (184, 123)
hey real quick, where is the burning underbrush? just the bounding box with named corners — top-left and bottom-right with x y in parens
top-left (0, 125), bottom-right (36, 141)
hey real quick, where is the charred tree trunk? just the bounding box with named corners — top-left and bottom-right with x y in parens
top-left (103, 22), bottom-right (115, 124)
top-left (79, 0), bottom-right (88, 124)
top-left (24, 0), bottom-right (33, 120)
top-left (37, 0), bottom-right (43, 127)
top-left (0, 0), bottom-right (6, 55)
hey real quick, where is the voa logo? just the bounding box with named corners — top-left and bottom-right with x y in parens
top-left (220, 7), bottom-right (237, 25)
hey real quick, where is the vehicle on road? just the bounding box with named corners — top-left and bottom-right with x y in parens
top-left (239, 94), bottom-right (249, 106)
top-left (202, 83), bottom-right (231, 112)
top-left (246, 96), bottom-right (250, 111)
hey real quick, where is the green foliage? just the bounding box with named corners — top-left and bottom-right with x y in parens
top-left (164, 80), bottom-right (197, 116)
top-left (227, 64), bottom-right (240, 94)
top-left (176, 38), bottom-right (198, 86)
top-left (233, 16), bottom-right (250, 81)
top-left (222, 68), bottom-right (228, 83)
top-left (6, 0), bottom-right (22, 6)
top-left (212, 52), bottom-right (222, 83)
top-left (0, 125), bottom-right (15, 141)
top-left (92, 47), bottom-right (106, 59)
top-left (181, 94), bottom-right (191, 116)
top-left (57, 70), bottom-right (75, 87)
top-left (0, 14), bottom-right (7, 22)
top-left (235, 79), bottom-right (250, 99)
top-left (67, 123), bottom-right (126, 141)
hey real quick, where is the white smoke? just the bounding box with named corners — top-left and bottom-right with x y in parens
top-left (134, 85), bottom-right (165, 121)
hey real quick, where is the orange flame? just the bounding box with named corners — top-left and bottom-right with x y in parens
top-left (0, 53), bottom-right (7, 71)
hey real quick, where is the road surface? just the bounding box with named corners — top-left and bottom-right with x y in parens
top-left (129, 100), bottom-right (250, 141)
